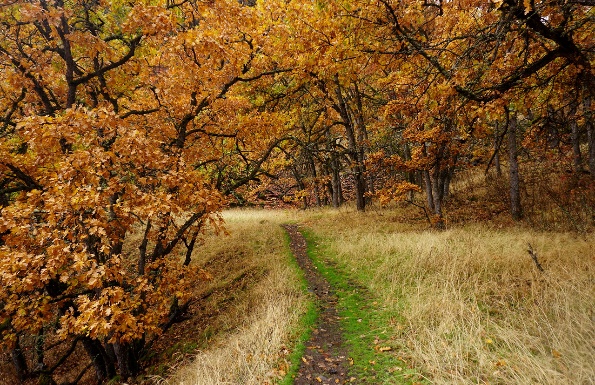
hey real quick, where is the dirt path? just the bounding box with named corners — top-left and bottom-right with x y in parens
top-left (282, 224), bottom-right (351, 385)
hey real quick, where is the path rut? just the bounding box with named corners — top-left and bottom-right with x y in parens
top-left (282, 224), bottom-right (351, 385)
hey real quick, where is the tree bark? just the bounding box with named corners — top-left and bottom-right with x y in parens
top-left (353, 82), bottom-right (370, 207)
top-left (404, 143), bottom-right (417, 201)
top-left (138, 220), bottom-right (151, 275)
top-left (494, 121), bottom-right (502, 176)
top-left (569, 101), bottom-right (583, 173)
top-left (333, 76), bottom-right (366, 211)
top-left (508, 112), bottom-right (523, 220)
top-left (11, 338), bottom-right (29, 382)
top-left (291, 164), bottom-right (308, 209)
top-left (584, 93), bottom-right (595, 176)
top-left (421, 141), bottom-right (435, 213)
top-left (354, 168), bottom-right (367, 211)
top-left (443, 167), bottom-right (454, 199)
top-left (423, 169), bottom-right (435, 212)
top-left (307, 152), bottom-right (322, 207)
top-left (431, 169), bottom-right (444, 219)
top-left (326, 131), bottom-right (342, 209)
top-left (331, 162), bottom-right (341, 208)
top-left (35, 329), bottom-right (45, 371)
top-left (113, 342), bottom-right (139, 380)
top-left (183, 228), bottom-right (199, 266)
top-left (82, 338), bottom-right (110, 382)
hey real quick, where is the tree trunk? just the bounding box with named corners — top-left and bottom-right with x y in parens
top-left (82, 338), bottom-right (110, 382)
top-left (113, 342), bottom-right (139, 380)
top-left (105, 343), bottom-right (118, 375)
top-left (404, 144), bottom-right (417, 201)
top-left (421, 143), bottom-right (435, 213)
top-left (35, 330), bottom-right (45, 371)
top-left (423, 169), bottom-right (435, 212)
top-left (570, 101), bottom-right (583, 172)
top-left (11, 338), bottom-right (28, 382)
top-left (326, 131), bottom-right (342, 209)
top-left (291, 165), bottom-right (308, 209)
top-left (431, 167), bottom-right (447, 229)
top-left (494, 121), bottom-right (502, 176)
top-left (584, 94), bottom-right (595, 176)
top-left (183, 229), bottom-right (199, 266)
top-left (138, 220), bottom-right (151, 275)
top-left (443, 167), bottom-right (454, 199)
top-left (431, 170), bottom-right (444, 218)
top-left (307, 154), bottom-right (322, 207)
top-left (424, 139), bottom-right (448, 229)
top-left (333, 75), bottom-right (366, 211)
top-left (508, 112), bottom-right (523, 220)
top-left (354, 168), bottom-right (366, 211)
top-left (353, 82), bottom-right (370, 208)
top-left (404, 143), bottom-right (415, 186)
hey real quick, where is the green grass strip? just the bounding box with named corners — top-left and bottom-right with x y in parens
top-left (301, 229), bottom-right (426, 385)
top-left (277, 228), bottom-right (319, 385)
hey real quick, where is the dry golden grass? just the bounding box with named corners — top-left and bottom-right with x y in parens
top-left (154, 208), bottom-right (308, 385)
top-left (303, 208), bottom-right (595, 385)
top-left (155, 201), bottom-right (593, 385)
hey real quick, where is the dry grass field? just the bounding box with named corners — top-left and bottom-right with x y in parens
top-left (153, 209), bottom-right (308, 385)
top-left (158, 203), bottom-right (594, 385)
top-left (301, 208), bottom-right (594, 384)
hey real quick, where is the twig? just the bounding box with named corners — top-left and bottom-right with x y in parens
top-left (406, 198), bottom-right (432, 225)
top-left (527, 243), bottom-right (545, 272)
top-left (59, 361), bottom-right (92, 385)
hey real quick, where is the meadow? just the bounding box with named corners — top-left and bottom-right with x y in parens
top-left (158, 205), bottom-right (594, 385)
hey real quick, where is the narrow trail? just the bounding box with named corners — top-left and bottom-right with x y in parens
top-left (282, 224), bottom-right (351, 385)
